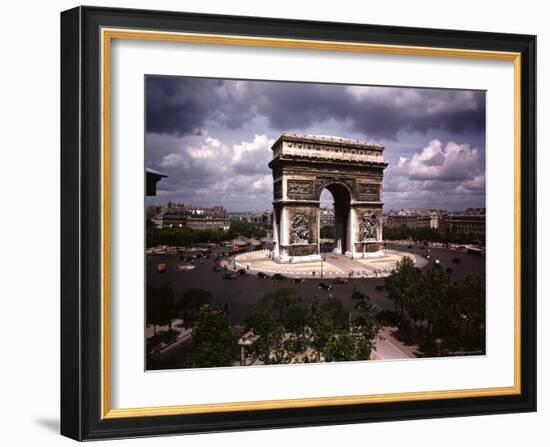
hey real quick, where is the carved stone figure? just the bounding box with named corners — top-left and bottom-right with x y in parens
top-left (359, 212), bottom-right (378, 241)
top-left (290, 213), bottom-right (310, 244)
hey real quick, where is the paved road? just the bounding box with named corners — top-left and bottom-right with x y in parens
top-left (147, 244), bottom-right (484, 369)
top-left (373, 327), bottom-right (418, 360)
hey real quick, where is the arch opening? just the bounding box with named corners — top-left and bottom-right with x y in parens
top-left (319, 183), bottom-right (351, 255)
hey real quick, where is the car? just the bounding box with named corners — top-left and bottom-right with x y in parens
top-left (293, 278), bottom-right (305, 284)
top-left (333, 277), bottom-right (348, 285)
top-left (318, 282), bottom-right (333, 291)
top-left (451, 257), bottom-right (461, 264)
top-left (272, 273), bottom-right (286, 281)
top-left (355, 301), bottom-right (379, 313)
top-left (257, 271), bottom-right (268, 279)
top-left (351, 290), bottom-right (368, 300)
top-left (222, 272), bottom-right (238, 280)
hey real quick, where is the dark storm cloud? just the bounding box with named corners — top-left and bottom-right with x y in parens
top-left (146, 76), bottom-right (485, 141)
top-left (249, 83), bottom-right (485, 140)
top-left (145, 76), bottom-right (486, 211)
top-left (145, 77), bottom-right (254, 136)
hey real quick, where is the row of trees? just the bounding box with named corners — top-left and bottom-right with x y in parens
top-left (245, 288), bottom-right (379, 364)
top-left (146, 285), bottom-right (380, 367)
top-left (146, 284), bottom-right (237, 368)
top-left (383, 224), bottom-right (484, 245)
top-left (384, 257), bottom-right (485, 356)
top-left (146, 220), bottom-right (268, 248)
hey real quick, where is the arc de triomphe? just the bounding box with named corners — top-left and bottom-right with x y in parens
top-left (269, 133), bottom-right (388, 262)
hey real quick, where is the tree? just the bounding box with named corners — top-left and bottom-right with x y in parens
top-left (263, 288), bottom-right (297, 322)
top-left (157, 282), bottom-right (176, 331)
top-left (306, 298), bottom-right (379, 362)
top-left (307, 298), bottom-right (348, 361)
top-left (146, 285), bottom-right (161, 336)
top-left (245, 299), bottom-right (287, 364)
top-left (415, 267), bottom-right (457, 355)
top-left (146, 283), bottom-right (175, 334)
top-left (384, 256), bottom-right (421, 319)
top-left (190, 305), bottom-right (237, 368)
top-left (352, 301), bottom-right (380, 360)
top-left (456, 274), bottom-right (485, 352)
top-left (179, 288), bottom-right (212, 328)
top-left (322, 332), bottom-right (357, 362)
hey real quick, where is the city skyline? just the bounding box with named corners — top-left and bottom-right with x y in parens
top-left (145, 76), bottom-right (486, 212)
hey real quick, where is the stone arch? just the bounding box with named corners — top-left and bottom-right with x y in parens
top-left (269, 133), bottom-right (387, 262)
top-left (315, 179), bottom-right (355, 202)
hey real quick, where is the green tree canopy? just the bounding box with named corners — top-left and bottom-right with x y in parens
top-left (384, 256), bottom-right (421, 318)
top-left (179, 288), bottom-right (212, 328)
top-left (190, 305), bottom-right (237, 368)
top-left (146, 282), bottom-right (175, 333)
top-left (245, 298), bottom-right (287, 364)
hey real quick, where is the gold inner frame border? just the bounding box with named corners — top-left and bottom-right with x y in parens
top-left (100, 27), bottom-right (522, 419)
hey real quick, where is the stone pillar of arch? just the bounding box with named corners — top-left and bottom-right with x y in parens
top-left (269, 133), bottom-right (388, 263)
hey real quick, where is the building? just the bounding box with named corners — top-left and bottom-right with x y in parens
top-left (319, 207), bottom-right (335, 227)
top-left (152, 204), bottom-right (230, 231)
top-left (386, 209), bottom-right (445, 230)
top-left (229, 210), bottom-right (273, 226)
top-left (446, 208), bottom-right (486, 236)
top-left (385, 207), bottom-right (485, 237)
top-left (145, 168), bottom-right (167, 196)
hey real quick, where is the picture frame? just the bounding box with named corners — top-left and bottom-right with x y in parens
top-left (60, 5), bottom-right (536, 441)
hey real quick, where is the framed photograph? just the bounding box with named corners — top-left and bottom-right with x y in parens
top-left (60, 6), bottom-right (536, 441)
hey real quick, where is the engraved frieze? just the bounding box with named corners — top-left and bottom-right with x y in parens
top-left (287, 180), bottom-right (313, 195)
top-left (358, 183), bottom-right (380, 201)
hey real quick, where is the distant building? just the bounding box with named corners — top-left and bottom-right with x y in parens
top-left (446, 208), bottom-right (486, 236)
top-left (319, 207), bottom-right (335, 227)
top-left (229, 210), bottom-right (272, 226)
top-left (386, 208), bottom-right (446, 229)
top-left (152, 204), bottom-right (230, 231)
top-left (385, 207), bottom-right (485, 237)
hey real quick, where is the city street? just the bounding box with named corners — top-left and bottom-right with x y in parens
top-left (146, 243), bottom-right (484, 369)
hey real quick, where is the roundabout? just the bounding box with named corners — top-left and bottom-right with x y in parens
top-left (229, 249), bottom-right (428, 279)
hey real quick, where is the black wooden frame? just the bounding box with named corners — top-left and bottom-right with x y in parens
top-left (61, 6), bottom-right (537, 441)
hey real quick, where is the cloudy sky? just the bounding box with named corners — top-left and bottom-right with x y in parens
top-left (145, 76), bottom-right (485, 212)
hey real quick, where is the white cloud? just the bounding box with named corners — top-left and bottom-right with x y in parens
top-left (405, 139), bottom-right (481, 181)
top-left (382, 139), bottom-right (485, 210)
top-left (150, 133), bottom-right (275, 210)
top-left (232, 134), bottom-right (274, 164)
